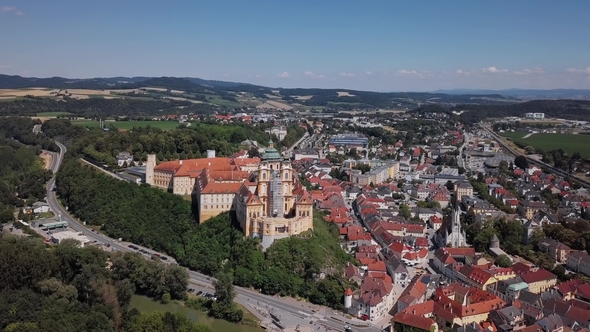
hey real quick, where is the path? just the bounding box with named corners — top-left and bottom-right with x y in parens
top-left (522, 133), bottom-right (535, 138)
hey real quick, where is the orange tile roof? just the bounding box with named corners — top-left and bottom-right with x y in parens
top-left (201, 182), bottom-right (243, 194)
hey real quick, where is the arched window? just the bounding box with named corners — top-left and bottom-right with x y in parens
top-left (284, 172), bottom-right (289, 179)
top-left (262, 172), bottom-right (266, 180)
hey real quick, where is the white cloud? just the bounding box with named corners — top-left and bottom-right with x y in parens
top-left (15, 11), bottom-right (23, 16)
top-left (278, 72), bottom-right (290, 78)
top-left (339, 72), bottom-right (355, 77)
top-left (513, 67), bottom-right (545, 75)
top-left (482, 66), bottom-right (508, 74)
top-left (304, 71), bottom-right (325, 79)
top-left (365, 71), bottom-right (373, 75)
top-left (1, 6), bottom-right (15, 12)
top-left (0, 65), bottom-right (13, 69)
top-left (566, 67), bottom-right (590, 74)
top-left (396, 69), bottom-right (422, 77)
top-left (455, 69), bottom-right (468, 76)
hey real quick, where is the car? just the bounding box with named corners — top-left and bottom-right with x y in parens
top-left (160, 256), bottom-right (168, 260)
top-left (206, 277), bottom-right (211, 280)
top-left (127, 244), bottom-right (133, 248)
top-left (187, 288), bottom-right (195, 293)
top-left (196, 291), bottom-right (203, 296)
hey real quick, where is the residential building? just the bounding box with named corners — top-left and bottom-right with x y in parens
top-left (348, 274), bottom-right (395, 321)
top-left (566, 251), bottom-right (590, 277)
top-left (519, 269), bottom-right (558, 294)
top-left (455, 181), bottom-right (474, 199)
top-left (519, 200), bottom-right (549, 220)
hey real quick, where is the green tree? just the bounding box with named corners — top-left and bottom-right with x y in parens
top-left (399, 204), bottom-right (411, 219)
top-left (494, 255), bottom-right (512, 268)
top-left (213, 271), bottom-right (236, 308)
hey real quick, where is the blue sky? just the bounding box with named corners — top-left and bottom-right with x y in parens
top-left (1, 0), bottom-right (590, 91)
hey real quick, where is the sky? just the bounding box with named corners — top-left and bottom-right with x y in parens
top-left (1, 0), bottom-right (590, 91)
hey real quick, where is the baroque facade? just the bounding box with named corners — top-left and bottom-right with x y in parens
top-left (235, 141), bottom-right (313, 249)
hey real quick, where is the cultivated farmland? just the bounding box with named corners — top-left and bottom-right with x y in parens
top-left (500, 132), bottom-right (590, 158)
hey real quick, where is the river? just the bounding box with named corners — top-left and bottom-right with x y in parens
top-left (130, 295), bottom-right (264, 332)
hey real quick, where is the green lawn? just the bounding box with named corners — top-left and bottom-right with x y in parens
top-left (499, 131), bottom-right (529, 140)
top-left (71, 120), bottom-right (183, 130)
top-left (501, 132), bottom-right (590, 158)
top-left (36, 111), bottom-right (72, 117)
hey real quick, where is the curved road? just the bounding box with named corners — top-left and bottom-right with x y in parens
top-left (46, 142), bottom-right (382, 332)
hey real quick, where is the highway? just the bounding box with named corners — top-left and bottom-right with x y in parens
top-left (45, 142), bottom-right (383, 332)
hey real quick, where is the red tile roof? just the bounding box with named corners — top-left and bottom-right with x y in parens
top-left (520, 268), bottom-right (557, 283)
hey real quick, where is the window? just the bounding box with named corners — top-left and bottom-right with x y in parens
top-left (284, 172), bottom-right (289, 179)
top-left (262, 173), bottom-right (266, 180)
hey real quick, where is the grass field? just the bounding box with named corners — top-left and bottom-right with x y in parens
top-left (499, 131), bottom-right (529, 140)
top-left (71, 120), bottom-right (182, 130)
top-left (501, 131), bottom-right (590, 158)
top-left (36, 111), bottom-right (72, 117)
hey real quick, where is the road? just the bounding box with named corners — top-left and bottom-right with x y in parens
top-left (46, 142), bottom-right (383, 332)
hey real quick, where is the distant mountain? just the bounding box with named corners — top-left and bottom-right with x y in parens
top-left (433, 88), bottom-right (590, 100)
top-left (0, 74), bottom-right (521, 108)
top-left (0, 74), bottom-right (250, 90)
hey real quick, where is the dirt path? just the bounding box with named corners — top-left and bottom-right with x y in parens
top-left (40, 152), bottom-right (53, 170)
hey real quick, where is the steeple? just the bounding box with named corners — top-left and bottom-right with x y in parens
top-left (268, 139), bottom-right (274, 149)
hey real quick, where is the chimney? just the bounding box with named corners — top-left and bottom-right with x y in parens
top-left (179, 160), bottom-right (183, 165)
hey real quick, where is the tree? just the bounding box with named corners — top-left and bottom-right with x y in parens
top-left (213, 271), bottom-right (236, 308)
top-left (514, 155), bottom-right (529, 169)
top-left (399, 204), bottom-right (411, 219)
top-left (494, 255), bottom-right (512, 268)
top-left (499, 161), bottom-right (509, 174)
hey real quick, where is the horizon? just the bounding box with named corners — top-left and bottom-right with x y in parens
top-left (3, 73), bottom-right (590, 94)
top-left (2, 0), bottom-right (590, 91)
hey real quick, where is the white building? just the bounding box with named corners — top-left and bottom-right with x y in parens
top-left (51, 230), bottom-right (90, 247)
top-left (265, 126), bottom-right (288, 141)
top-left (525, 113), bottom-right (545, 120)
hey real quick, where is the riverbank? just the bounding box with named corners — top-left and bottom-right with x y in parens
top-left (130, 295), bottom-right (264, 332)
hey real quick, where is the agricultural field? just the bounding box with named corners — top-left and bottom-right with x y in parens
top-left (36, 111), bottom-right (72, 117)
top-left (501, 131), bottom-right (590, 158)
top-left (71, 119), bottom-right (183, 130)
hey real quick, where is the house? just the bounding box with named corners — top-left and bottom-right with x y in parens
top-left (116, 151), bottom-right (133, 167)
top-left (455, 181), bottom-right (474, 198)
top-left (392, 312), bottom-right (438, 332)
top-left (457, 265), bottom-right (497, 290)
top-left (519, 269), bottom-right (558, 294)
top-left (518, 200), bottom-right (549, 219)
top-left (487, 278), bottom-right (529, 303)
top-left (348, 274), bottom-right (395, 321)
top-left (489, 306), bottom-right (526, 332)
top-left (538, 238), bottom-right (573, 263)
top-left (31, 201), bottom-right (50, 214)
top-left (566, 251), bottom-right (590, 277)
top-left (386, 256), bottom-right (410, 285)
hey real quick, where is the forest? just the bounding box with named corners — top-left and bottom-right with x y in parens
top-left (41, 118), bottom-right (308, 167)
top-left (0, 118), bottom-right (55, 223)
top-left (0, 235), bottom-right (210, 332)
top-left (0, 97), bottom-right (218, 117)
top-left (55, 160), bottom-right (356, 308)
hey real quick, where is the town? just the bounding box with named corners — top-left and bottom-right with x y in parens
top-left (9, 106), bottom-right (590, 332)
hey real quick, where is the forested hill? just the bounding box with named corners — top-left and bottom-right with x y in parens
top-left (0, 74), bottom-right (519, 109)
top-left (411, 99), bottom-right (590, 123)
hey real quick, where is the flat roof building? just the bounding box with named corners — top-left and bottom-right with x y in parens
top-left (329, 133), bottom-right (369, 148)
top-left (51, 230), bottom-right (90, 247)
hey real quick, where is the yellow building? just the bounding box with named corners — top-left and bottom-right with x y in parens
top-left (145, 153), bottom-right (259, 222)
top-left (520, 269), bottom-right (558, 293)
top-left (235, 142), bottom-right (313, 249)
